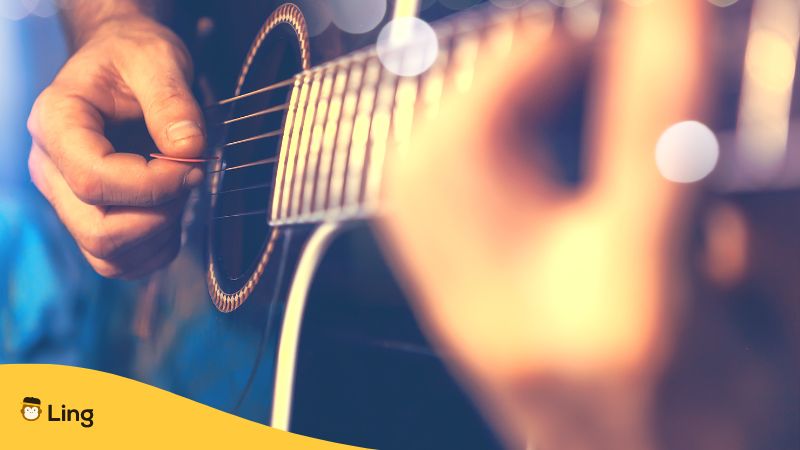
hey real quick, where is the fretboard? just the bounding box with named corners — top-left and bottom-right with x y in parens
top-left (269, 3), bottom-right (553, 225)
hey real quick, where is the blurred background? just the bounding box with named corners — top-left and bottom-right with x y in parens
top-left (0, 0), bottom-right (131, 369)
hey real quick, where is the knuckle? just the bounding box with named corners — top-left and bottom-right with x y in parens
top-left (80, 223), bottom-right (122, 260)
top-left (168, 41), bottom-right (194, 78)
top-left (27, 87), bottom-right (57, 137)
top-left (146, 30), bottom-right (189, 62)
top-left (70, 172), bottom-right (103, 205)
top-left (27, 150), bottom-right (54, 204)
top-left (27, 152), bottom-right (44, 193)
top-left (91, 260), bottom-right (124, 279)
top-left (143, 35), bottom-right (174, 56)
top-left (27, 151), bottom-right (38, 180)
top-left (129, 181), bottom-right (169, 207)
top-left (148, 86), bottom-right (188, 119)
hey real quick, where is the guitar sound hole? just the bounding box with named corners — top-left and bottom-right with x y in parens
top-left (210, 24), bottom-right (302, 288)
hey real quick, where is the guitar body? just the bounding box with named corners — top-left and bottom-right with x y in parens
top-left (129, 1), bottom-right (501, 448)
top-left (281, 225), bottom-right (503, 449)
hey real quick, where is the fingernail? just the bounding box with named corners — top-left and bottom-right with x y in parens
top-left (167, 120), bottom-right (203, 144)
top-left (184, 167), bottom-right (204, 188)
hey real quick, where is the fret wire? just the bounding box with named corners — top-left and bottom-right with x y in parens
top-left (420, 30), bottom-right (452, 120)
top-left (256, 4), bottom-right (561, 225)
top-left (452, 19), bottom-right (482, 94)
top-left (279, 76), bottom-right (312, 220)
top-left (262, 2), bottom-right (556, 224)
top-left (223, 129), bottom-right (282, 148)
top-left (222, 103), bottom-right (291, 125)
top-left (302, 67), bottom-right (336, 217)
top-left (272, 78), bottom-right (302, 221)
top-left (357, 64), bottom-right (386, 209)
top-left (364, 69), bottom-right (398, 210)
top-left (291, 70), bottom-right (323, 218)
top-left (345, 58), bottom-right (381, 210)
top-left (392, 70), bottom-right (420, 157)
top-left (211, 3), bottom-right (539, 112)
top-left (327, 61), bottom-right (365, 212)
top-left (314, 63), bottom-right (351, 216)
top-left (484, 9), bottom-right (516, 62)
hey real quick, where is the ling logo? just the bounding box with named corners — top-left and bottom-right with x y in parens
top-left (21, 397), bottom-right (42, 421)
top-left (20, 396), bottom-right (94, 428)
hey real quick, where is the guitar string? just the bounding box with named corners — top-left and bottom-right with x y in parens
top-left (207, 7), bottom-right (624, 218)
top-left (208, 157), bottom-right (278, 174)
top-left (206, 68), bottom-right (372, 220)
top-left (207, 0), bottom-right (543, 119)
top-left (223, 129), bottom-right (283, 148)
top-left (214, 77), bottom-right (296, 106)
top-left (205, 53), bottom-right (375, 220)
top-left (204, 20), bottom-right (445, 218)
top-left (221, 103), bottom-right (291, 125)
top-left (205, 0), bottom-right (486, 110)
top-left (212, 48), bottom-right (373, 107)
top-left (206, 50), bottom-right (471, 220)
top-left (209, 54), bottom-right (469, 218)
top-left (205, 9), bottom-right (504, 145)
top-left (213, 209), bottom-right (269, 220)
top-left (207, 77), bottom-right (313, 220)
top-left (209, 76), bottom-right (313, 133)
top-left (209, 182), bottom-right (272, 195)
top-left (209, 68), bottom-right (441, 220)
top-left (182, 5), bottom-right (562, 221)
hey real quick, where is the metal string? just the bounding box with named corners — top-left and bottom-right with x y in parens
top-left (213, 209), bottom-right (269, 220)
top-left (208, 157), bottom-right (278, 174)
top-left (214, 77), bottom-right (296, 106)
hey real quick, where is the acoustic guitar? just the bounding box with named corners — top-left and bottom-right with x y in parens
top-left (132, 1), bottom-right (538, 448)
top-left (125, 0), bottom-right (797, 449)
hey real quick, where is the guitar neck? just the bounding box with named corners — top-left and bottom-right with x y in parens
top-left (269, 3), bottom-right (554, 226)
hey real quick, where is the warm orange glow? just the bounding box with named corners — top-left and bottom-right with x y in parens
top-left (745, 29), bottom-right (797, 94)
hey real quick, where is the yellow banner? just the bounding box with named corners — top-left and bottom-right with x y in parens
top-left (0, 364), bottom-right (366, 449)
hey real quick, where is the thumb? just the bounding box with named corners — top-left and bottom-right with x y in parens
top-left (125, 52), bottom-right (206, 158)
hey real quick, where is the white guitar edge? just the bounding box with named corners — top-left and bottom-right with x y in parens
top-left (270, 222), bottom-right (341, 431)
top-left (271, 0), bottom-right (419, 432)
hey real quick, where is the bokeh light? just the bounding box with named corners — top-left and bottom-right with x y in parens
top-left (30, 0), bottom-right (58, 18)
top-left (377, 17), bottom-right (439, 77)
top-left (490, 0), bottom-right (531, 9)
top-left (735, 0), bottom-right (798, 178)
top-left (440, 0), bottom-right (482, 10)
top-left (564, 0), bottom-right (601, 39)
top-left (0, 0), bottom-right (37, 21)
top-left (619, 0), bottom-right (655, 6)
top-left (329, 0), bottom-right (387, 34)
top-left (0, 0), bottom-right (59, 20)
top-left (655, 121), bottom-right (719, 183)
top-left (292, 0), bottom-right (333, 36)
top-left (708, 0), bottom-right (739, 7)
top-left (547, 0), bottom-right (586, 8)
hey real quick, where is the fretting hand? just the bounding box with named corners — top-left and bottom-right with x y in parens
top-left (379, 2), bottom-right (709, 448)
